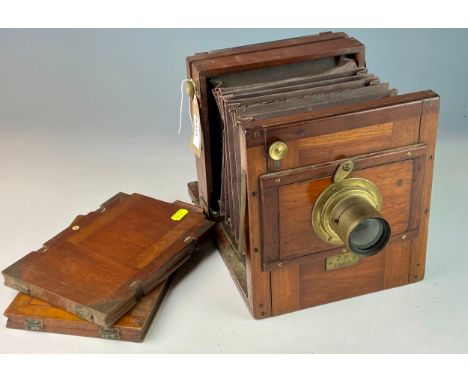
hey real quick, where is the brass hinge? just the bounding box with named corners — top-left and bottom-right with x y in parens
top-left (75, 306), bottom-right (94, 322)
top-left (24, 318), bottom-right (44, 332)
top-left (99, 327), bottom-right (120, 340)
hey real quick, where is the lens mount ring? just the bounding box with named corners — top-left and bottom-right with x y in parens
top-left (311, 178), bottom-right (383, 246)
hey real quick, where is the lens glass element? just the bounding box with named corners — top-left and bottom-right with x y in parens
top-left (348, 218), bottom-right (390, 255)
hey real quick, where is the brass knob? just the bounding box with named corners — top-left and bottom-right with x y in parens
top-left (269, 141), bottom-right (288, 161)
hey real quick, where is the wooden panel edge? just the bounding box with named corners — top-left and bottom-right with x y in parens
top-left (260, 180), bottom-right (280, 269)
top-left (409, 95), bottom-right (440, 283)
top-left (244, 92), bottom-right (435, 147)
top-left (242, 141), bottom-right (272, 318)
top-left (260, 143), bottom-right (426, 187)
top-left (186, 32), bottom-right (350, 68)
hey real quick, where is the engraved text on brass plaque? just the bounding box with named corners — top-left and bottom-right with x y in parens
top-left (325, 252), bottom-right (360, 271)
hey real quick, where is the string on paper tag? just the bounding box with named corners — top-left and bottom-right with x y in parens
top-left (178, 78), bottom-right (202, 157)
top-left (190, 93), bottom-right (202, 157)
top-left (178, 79), bottom-right (194, 134)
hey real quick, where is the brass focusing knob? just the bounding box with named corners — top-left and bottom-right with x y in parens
top-left (269, 141), bottom-right (288, 161)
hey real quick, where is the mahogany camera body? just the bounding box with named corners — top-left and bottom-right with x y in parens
top-left (186, 32), bottom-right (439, 318)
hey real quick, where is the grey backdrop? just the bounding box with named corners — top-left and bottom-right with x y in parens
top-left (0, 29), bottom-right (467, 353)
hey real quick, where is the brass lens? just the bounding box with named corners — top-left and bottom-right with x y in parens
top-left (312, 177), bottom-right (391, 256)
top-left (330, 197), bottom-right (391, 256)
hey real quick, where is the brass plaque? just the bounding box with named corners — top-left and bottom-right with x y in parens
top-left (325, 252), bottom-right (360, 271)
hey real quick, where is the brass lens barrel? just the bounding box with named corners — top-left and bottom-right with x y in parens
top-left (312, 176), bottom-right (391, 256)
top-left (330, 197), bottom-right (391, 256)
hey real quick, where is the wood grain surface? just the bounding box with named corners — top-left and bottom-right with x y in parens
top-left (185, 33), bottom-right (439, 318)
top-left (2, 193), bottom-right (214, 327)
top-left (4, 279), bottom-right (170, 342)
top-left (186, 32), bottom-right (364, 213)
top-left (279, 160), bottom-right (413, 259)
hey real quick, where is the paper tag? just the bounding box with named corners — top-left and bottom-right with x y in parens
top-left (171, 208), bottom-right (189, 221)
top-left (189, 95), bottom-right (202, 157)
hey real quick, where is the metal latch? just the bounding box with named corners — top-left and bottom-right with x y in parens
top-left (99, 327), bottom-right (120, 340)
top-left (24, 319), bottom-right (44, 332)
top-left (75, 306), bottom-right (94, 322)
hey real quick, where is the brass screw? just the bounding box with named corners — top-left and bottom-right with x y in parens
top-left (342, 248), bottom-right (347, 253)
top-left (71, 225), bottom-right (80, 231)
top-left (407, 151), bottom-right (412, 157)
top-left (402, 234), bottom-right (407, 240)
